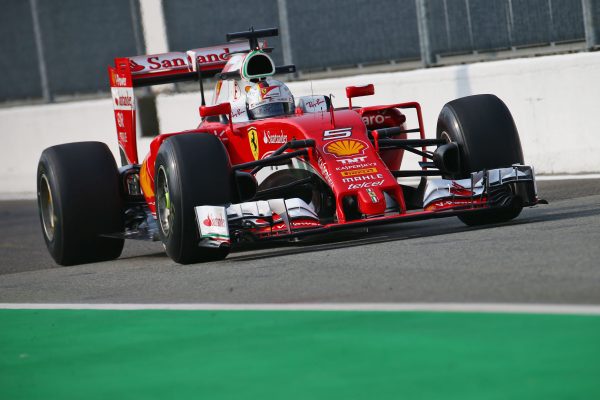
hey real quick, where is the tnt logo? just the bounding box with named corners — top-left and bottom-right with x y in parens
top-left (335, 156), bottom-right (368, 165)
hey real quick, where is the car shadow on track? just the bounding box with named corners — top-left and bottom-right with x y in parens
top-left (114, 204), bottom-right (600, 265)
top-left (224, 205), bottom-right (600, 263)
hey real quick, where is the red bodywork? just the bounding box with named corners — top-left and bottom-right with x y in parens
top-left (108, 42), bottom-right (502, 238)
top-left (138, 103), bottom-right (425, 222)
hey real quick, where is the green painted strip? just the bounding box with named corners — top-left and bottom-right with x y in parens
top-left (201, 232), bottom-right (229, 239)
top-left (1, 310), bottom-right (599, 400)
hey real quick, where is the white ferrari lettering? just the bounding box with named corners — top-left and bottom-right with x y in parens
top-left (318, 157), bottom-right (334, 186)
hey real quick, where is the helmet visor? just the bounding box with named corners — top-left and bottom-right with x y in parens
top-left (248, 102), bottom-right (291, 120)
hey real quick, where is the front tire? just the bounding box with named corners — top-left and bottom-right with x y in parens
top-left (436, 94), bottom-right (524, 226)
top-left (155, 133), bottom-right (233, 264)
top-left (37, 142), bottom-right (124, 265)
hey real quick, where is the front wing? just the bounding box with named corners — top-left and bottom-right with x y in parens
top-left (195, 165), bottom-right (541, 248)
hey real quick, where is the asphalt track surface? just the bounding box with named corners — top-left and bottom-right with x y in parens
top-left (1, 179), bottom-right (599, 304)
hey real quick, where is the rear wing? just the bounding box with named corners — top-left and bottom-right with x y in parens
top-left (109, 27), bottom-right (286, 167)
top-left (108, 42), bottom-right (255, 165)
top-left (125, 41), bottom-right (255, 87)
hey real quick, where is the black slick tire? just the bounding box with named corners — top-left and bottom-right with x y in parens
top-left (37, 141), bottom-right (124, 265)
top-left (154, 133), bottom-right (232, 264)
top-left (436, 94), bottom-right (524, 226)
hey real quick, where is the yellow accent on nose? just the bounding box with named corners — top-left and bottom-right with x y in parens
top-left (326, 140), bottom-right (365, 157)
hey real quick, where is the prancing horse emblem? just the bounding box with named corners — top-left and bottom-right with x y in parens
top-left (247, 127), bottom-right (259, 160)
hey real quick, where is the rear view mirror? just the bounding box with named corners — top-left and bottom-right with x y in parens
top-left (200, 102), bottom-right (233, 132)
top-left (346, 84), bottom-right (375, 108)
top-left (200, 102), bottom-right (232, 118)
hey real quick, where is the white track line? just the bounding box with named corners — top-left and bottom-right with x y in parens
top-left (536, 174), bottom-right (600, 181)
top-left (1, 303), bottom-right (600, 315)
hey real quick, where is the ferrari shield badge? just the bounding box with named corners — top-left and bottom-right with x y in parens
top-left (247, 127), bottom-right (260, 160)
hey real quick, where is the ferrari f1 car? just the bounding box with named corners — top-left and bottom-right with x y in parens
top-left (37, 28), bottom-right (543, 265)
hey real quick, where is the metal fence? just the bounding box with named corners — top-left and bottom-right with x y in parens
top-left (426, 0), bottom-right (586, 61)
top-left (1, 0), bottom-right (598, 104)
top-left (0, 0), bottom-right (143, 104)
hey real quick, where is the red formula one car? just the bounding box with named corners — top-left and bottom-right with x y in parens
top-left (37, 28), bottom-right (543, 265)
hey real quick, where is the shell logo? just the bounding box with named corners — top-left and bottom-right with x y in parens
top-left (324, 139), bottom-right (367, 157)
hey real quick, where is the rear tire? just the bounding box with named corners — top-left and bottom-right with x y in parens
top-left (37, 142), bottom-right (124, 265)
top-left (436, 94), bottom-right (524, 226)
top-left (155, 133), bottom-right (232, 264)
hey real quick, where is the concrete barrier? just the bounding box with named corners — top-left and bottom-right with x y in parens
top-left (1, 51), bottom-right (599, 197)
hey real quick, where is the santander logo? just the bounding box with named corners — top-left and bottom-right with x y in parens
top-left (195, 47), bottom-right (231, 65)
top-left (115, 95), bottom-right (133, 107)
top-left (263, 130), bottom-right (287, 144)
top-left (203, 214), bottom-right (226, 228)
top-left (129, 59), bottom-right (144, 72)
top-left (129, 48), bottom-right (233, 75)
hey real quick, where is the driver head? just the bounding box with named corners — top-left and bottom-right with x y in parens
top-left (246, 79), bottom-right (294, 120)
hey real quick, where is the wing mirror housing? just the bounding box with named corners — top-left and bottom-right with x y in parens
top-left (200, 102), bottom-right (233, 132)
top-left (346, 84), bottom-right (375, 109)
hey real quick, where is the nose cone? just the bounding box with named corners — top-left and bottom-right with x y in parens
top-left (356, 187), bottom-right (386, 215)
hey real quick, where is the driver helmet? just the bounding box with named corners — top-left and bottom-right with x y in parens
top-left (246, 78), bottom-right (294, 120)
